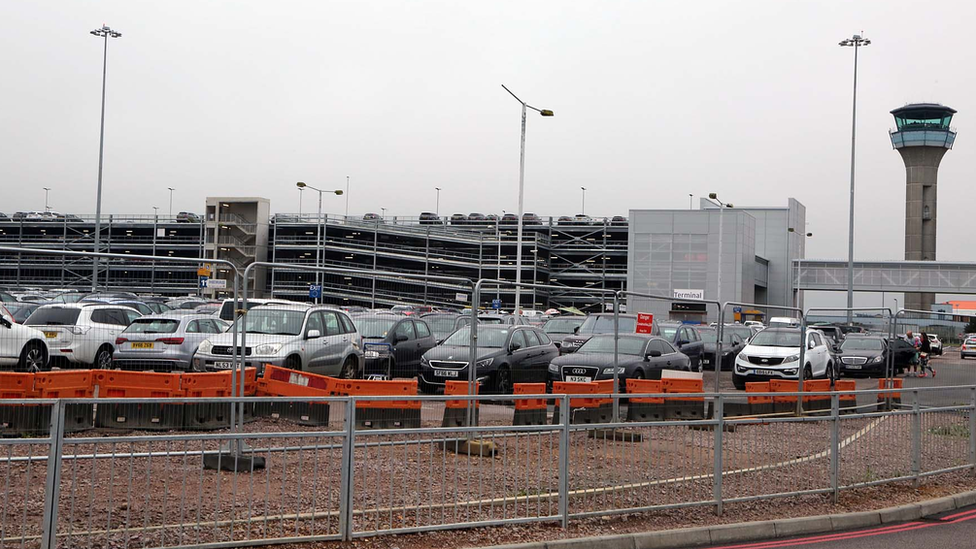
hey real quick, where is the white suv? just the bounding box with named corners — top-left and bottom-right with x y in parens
top-left (25, 304), bottom-right (142, 368)
top-left (0, 307), bottom-right (49, 371)
top-left (732, 328), bottom-right (833, 390)
top-left (193, 304), bottom-right (363, 377)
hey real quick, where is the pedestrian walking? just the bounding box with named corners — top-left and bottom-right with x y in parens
top-left (905, 331), bottom-right (919, 377)
top-left (919, 332), bottom-right (936, 377)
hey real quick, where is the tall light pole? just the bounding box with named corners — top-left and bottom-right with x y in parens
top-left (43, 187), bottom-right (51, 212)
top-left (689, 194), bottom-right (693, 210)
top-left (502, 84), bottom-right (554, 314)
top-left (167, 187), bottom-right (175, 218)
top-left (580, 187), bottom-right (587, 215)
top-left (296, 182), bottom-right (343, 304)
top-left (345, 175), bottom-right (350, 219)
top-left (788, 227), bottom-right (814, 308)
top-left (707, 193), bottom-right (733, 309)
top-left (298, 186), bottom-right (304, 216)
top-left (89, 24), bottom-right (122, 291)
top-left (840, 34), bottom-right (871, 324)
top-left (435, 187), bottom-right (441, 217)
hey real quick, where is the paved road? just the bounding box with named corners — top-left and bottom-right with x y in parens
top-left (703, 505), bottom-right (976, 548)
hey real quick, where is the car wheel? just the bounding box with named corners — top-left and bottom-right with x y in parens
top-left (94, 345), bottom-right (114, 370)
top-left (732, 375), bottom-right (746, 391)
top-left (695, 356), bottom-right (704, 373)
top-left (803, 365), bottom-right (813, 381)
top-left (494, 366), bottom-right (513, 395)
top-left (285, 355), bottom-right (302, 371)
top-left (19, 342), bottom-right (46, 373)
top-left (339, 356), bottom-right (358, 379)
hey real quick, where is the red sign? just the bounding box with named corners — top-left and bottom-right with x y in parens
top-left (635, 313), bottom-right (654, 334)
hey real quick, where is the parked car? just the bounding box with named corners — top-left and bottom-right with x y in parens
top-left (926, 333), bottom-right (943, 356)
top-left (0, 308), bottom-right (49, 371)
top-left (419, 325), bottom-right (557, 394)
top-left (363, 212), bottom-right (382, 222)
top-left (961, 336), bottom-right (976, 359)
top-left (732, 328), bottom-right (833, 390)
top-left (0, 291), bottom-right (17, 303)
top-left (573, 214), bottom-right (593, 225)
top-left (167, 298), bottom-right (210, 311)
top-left (541, 316), bottom-right (586, 349)
top-left (449, 213), bottom-right (467, 225)
top-left (548, 334), bottom-right (690, 390)
top-left (419, 212), bottom-right (442, 225)
top-left (113, 314), bottom-right (225, 371)
top-left (558, 314), bottom-right (638, 354)
top-left (50, 293), bottom-right (87, 304)
top-left (217, 298), bottom-right (297, 322)
top-left (176, 212), bottom-right (201, 223)
top-left (466, 213), bottom-right (487, 224)
top-left (420, 313), bottom-right (471, 341)
top-left (24, 304), bottom-right (142, 368)
top-left (353, 314), bottom-right (437, 378)
top-left (697, 327), bottom-right (745, 371)
top-left (2, 303), bottom-right (40, 323)
top-left (0, 213), bottom-right (8, 222)
top-left (724, 324), bottom-right (755, 345)
top-left (485, 214), bottom-right (499, 224)
top-left (556, 216), bottom-right (574, 225)
top-left (610, 215), bottom-right (628, 226)
top-left (837, 335), bottom-right (914, 377)
top-left (193, 305), bottom-right (363, 377)
top-left (500, 213), bottom-right (519, 226)
top-left (521, 212), bottom-right (542, 225)
top-left (653, 322), bottom-right (706, 372)
top-left (144, 302), bottom-right (173, 315)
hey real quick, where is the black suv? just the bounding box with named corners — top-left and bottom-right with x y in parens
top-left (419, 325), bottom-right (557, 394)
top-left (353, 314), bottom-right (437, 378)
top-left (558, 314), bottom-right (637, 354)
top-left (419, 212), bottom-right (442, 225)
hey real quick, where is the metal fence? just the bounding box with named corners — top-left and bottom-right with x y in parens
top-left (0, 387), bottom-right (967, 549)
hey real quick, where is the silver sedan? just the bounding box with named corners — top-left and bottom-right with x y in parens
top-left (112, 314), bottom-right (227, 371)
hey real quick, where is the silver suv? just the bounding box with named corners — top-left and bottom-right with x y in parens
top-left (193, 304), bottom-right (363, 377)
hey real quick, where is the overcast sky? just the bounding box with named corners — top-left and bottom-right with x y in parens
top-left (2, 1), bottom-right (973, 308)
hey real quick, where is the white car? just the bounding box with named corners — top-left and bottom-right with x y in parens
top-left (926, 334), bottom-right (943, 356)
top-left (0, 308), bottom-right (49, 371)
top-left (24, 304), bottom-right (142, 368)
top-left (732, 328), bottom-right (833, 390)
top-left (962, 337), bottom-right (976, 360)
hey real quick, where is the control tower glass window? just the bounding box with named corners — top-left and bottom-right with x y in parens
top-left (894, 113), bottom-right (953, 130)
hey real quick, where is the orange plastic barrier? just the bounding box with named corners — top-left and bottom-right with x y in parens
top-left (182, 368), bottom-right (258, 398)
top-left (0, 373), bottom-right (37, 399)
top-left (92, 370), bottom-right (181, 398)
top-left (513, 383), bottom-right (547, 410)
top-left (255, 378), bottom-right (331, 398)
top-left (625, 379), bottom-right (664, 404)
top-left (331, 379), bottom-right (421, 410)
top-left (662, 378), bottom-right (704, 402)
top-left (835, 380), bottom-right (857, 408)
top-left (745, 382), bottom-right (772, 405)
top-left (769, 379), bottom-right (799, 403)
top-left (34, 370), bottom-right (93, 398)
top-left (444, 380), bottom-right (477, 409)
top-left (802, 379), bottom-right (831, 403)
top-left (263, 365), bottom-right (335, 393)
top-left (551, 381), bottom-right (611, 408)
top-left (878, 378), bottom-right (902, 400)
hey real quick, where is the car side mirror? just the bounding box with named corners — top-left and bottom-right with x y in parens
top-left (573, 326), bottom-right (580, 334)
top-left (808, 341), bottom-right (816, 350)
top-left (436, 339), bottom-right (444, 345)
top-left (395, 334), bottom-right (408, 343)
top-left (0, 317), bottom-right (10, 329)
top-left (509, 342), bottom-right (521, 354)
top-left (677, 340), bottom-right (688, 347)
top-left (645, 350), bottom-right (662, 359)
top-left (306, 329), bottom-right (321, 339)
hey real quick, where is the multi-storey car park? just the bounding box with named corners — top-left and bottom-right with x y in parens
top-left (0, 206), bottom-right (628, 313)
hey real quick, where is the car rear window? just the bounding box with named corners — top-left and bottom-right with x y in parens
top-left (24, 308), bottom-right (81, 326)
top-left (124, 319), bottom-right (180, 334)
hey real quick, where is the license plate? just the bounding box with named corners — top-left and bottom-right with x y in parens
top-left (130, 342), bottom-right (154, 350)
top-left (754, 369), bottom-right (778, 376)
top-left (846, 364), bottom-right (862, 370)
top-left (565, 375), bottom-right (592, 383)
top-left (213, 361), bottom-right (233, 369)
top-left (44, 332), bottom-right (57, 339)
top-left (434, 369), bottom-right (459, 378)
top-left (702, 359), bottom-right (711, 365)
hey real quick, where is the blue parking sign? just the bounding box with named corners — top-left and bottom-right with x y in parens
top-left (198, 276), bottom-right (209, 289)
top-left (309, 285), bottom-right (322, 299)
top-left (492, 299), bottom-right (502, 310)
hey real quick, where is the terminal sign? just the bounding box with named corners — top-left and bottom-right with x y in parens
top-left (635, 313), bottom-right (654, 334)
top-left (673, 289), bottom-right (704, 300)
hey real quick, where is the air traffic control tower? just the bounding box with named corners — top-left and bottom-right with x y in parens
top-left (890, 103), bottom-right (957, 312)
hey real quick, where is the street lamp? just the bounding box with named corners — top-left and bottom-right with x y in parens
top-left (689, 194), bottom-right (693, 210)
top-left (840, 33), bottom-right (871, 324)
top-left (580, 187), bottom-right (587, 215)
top-left (298, 186), bottom-right (304, 216)
top-left (167, 187), bottom-right (175, 218)
top-left (707, 193), bottom-right (733, 308)
top-left (435, 187), bottom-right (441, 217)
top-left (380, 207), bottom-right (387, 219)
top-left (345, 175), bottom-right (350, 219)
top-left (787, 227), bottom-right (814, 308)
top-left (296, 182), bottom-right (343, 303)
top-left (502, 84), bottom-right (554, 314)
top-left (43, 187), bottom-right (51, 212)
top-left (89, 24), bottom-right (122, 291)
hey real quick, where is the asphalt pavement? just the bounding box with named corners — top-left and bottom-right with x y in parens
top-left (701, 504), bottom-right (976, 549)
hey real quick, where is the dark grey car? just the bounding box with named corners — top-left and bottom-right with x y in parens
top-left (548, 334), bottom-right (690, 391)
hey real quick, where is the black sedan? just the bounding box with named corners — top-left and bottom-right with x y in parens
top-left (548, 334), bottom-right (691, 390)
top-left (654, 322), bottom-right (706, 372)
top-left (352, 314), bottom-right (437, 379)
top-left (419, 325), bottom-right (557, 394)
top-left (420, 312), bottom-right (471, 341)
top-left (698, 327), bottom-right (745, 371)
top-left (558, 314), bottom-right (637, 354)
top-left (838, 335), bottom-right (914, 377)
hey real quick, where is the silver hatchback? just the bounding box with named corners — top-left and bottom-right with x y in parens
top-left (113, 314), bottom-right (226, 371)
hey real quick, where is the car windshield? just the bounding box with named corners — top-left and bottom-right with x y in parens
top-left (578, 316), bottom-right (637, 334)
top-left (577, 336), bottom-right (646, 355)
top-left (24, 308), bottom-right (81, 326)
top-left (749, 330), bottom-right (801, 348)
top-left (542, 318), bottom-right (585, 334)
top-left (124, 319), bottom-right (180, 334)
top-left (239, 309), bottom-right (305, 336)
top-left (841, 338), bottom-right (884, 351)
top-left (478, 316), bottom-right (505, 324)
top-left (728, 327), bottom-right (753, 340)
top-left (355, 317), bottom-right (398, 338)
top-left (698, 330), bottom-right (736, 344)
top-left (425, 316), bottom-right (459, 337)
top-left (443, 327), bottom-right (509, 348)
top-left (659, 326), bottom-right (678, 339)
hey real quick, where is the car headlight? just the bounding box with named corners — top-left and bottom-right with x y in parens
top-left (364, 350), bottom-right (380, 359)
top-left (783, 354), bottom-right (800, 363)
top-left (548, 363), bottom-right (559, 373)
top-left (476, 358), bottom-right (493, 369)
top-left (602, 367), bottom-right (626, 375)
top-left (737, 354), bottom-right (750, 363)
top-left (872, 355), bottom-right (885, 364)
top-left (254, 343), bottom-right (283, 356)
top-left (198, 340), bottom-right (213, 354)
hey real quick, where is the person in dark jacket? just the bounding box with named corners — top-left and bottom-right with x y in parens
top-left (919, 332), bottom-right (936, 378)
